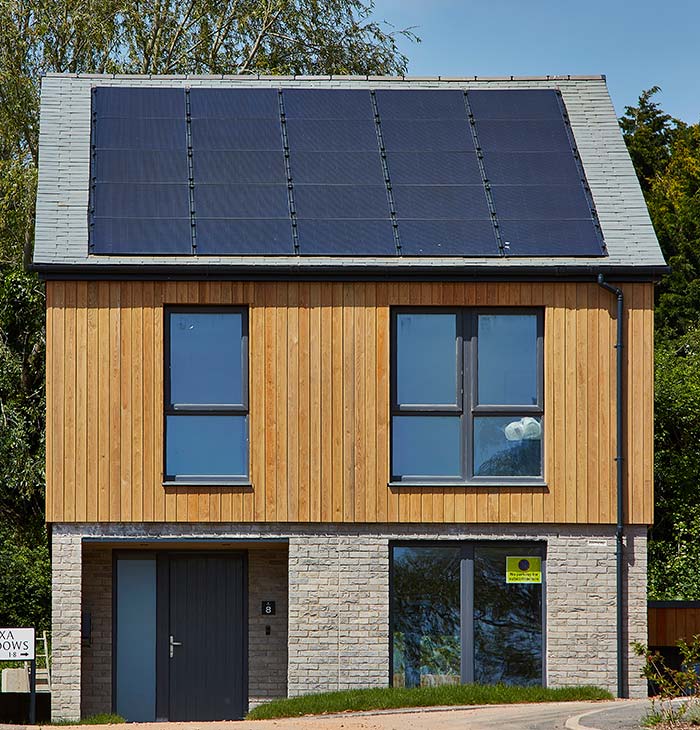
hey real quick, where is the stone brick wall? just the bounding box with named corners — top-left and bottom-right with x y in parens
top-left (51, 529), bottom-right (82, 721)
top-left (51, 522), bottom-right (648, 720)
top-left (81, 546), bottom-right (112, 717)
top-left (248, 547), bottom-right (289, 705)
top-left (287, 534), bottom-right (388, 695)
top-left (625, 528), bottom-right (649, 698)
top-left (284, 525), bottom-right (647, 698)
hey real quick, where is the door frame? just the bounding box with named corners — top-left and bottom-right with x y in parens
top-left (112, 549), bottom-right (249, 721)
top-left (388, 540), bottom-right (547, 687)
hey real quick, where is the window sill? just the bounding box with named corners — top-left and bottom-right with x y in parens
top-left (162, 480), bottom-right (253, 488)
top-left (388, 481), bottom-right (548, 489)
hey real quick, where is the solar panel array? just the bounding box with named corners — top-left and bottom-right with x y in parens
top-left (89, 86), bottom-right (606, 258)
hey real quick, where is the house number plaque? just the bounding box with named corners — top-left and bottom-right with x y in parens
top-left (262, 601), bottom-right (276, 615)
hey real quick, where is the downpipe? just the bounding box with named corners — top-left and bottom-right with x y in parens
top-left (597, 274), bottom-right (625, 698)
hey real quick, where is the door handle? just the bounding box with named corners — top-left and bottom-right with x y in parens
top-left (169, 635), bottom-right (182, 659)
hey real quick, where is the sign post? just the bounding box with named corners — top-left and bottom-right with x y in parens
top-left (29, 657), bottom-right (36, 725)
top-left (0, 628), bottom-right (36, 724)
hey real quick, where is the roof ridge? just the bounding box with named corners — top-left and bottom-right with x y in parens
top-left (41, 72), bottom-right (607, 82)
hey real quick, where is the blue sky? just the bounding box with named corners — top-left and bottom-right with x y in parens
top-left (372, 0), bottom-right (699, 124)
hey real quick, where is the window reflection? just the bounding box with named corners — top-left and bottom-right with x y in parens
top-left (392, 546), bottom-right (461, 688)
top-left (477, 315), bottom-right (538, 406)
top-left (169, 312), bottom-right (243, 405)
top-left (392, 416), bottom-right (462, 478)
top-left (391, 543), bottom-right (544, 689)
top-left (474, 416), bottom-right (542, 477)
top-left (166, 415), bottom-right (247, 477)
top-left (396, 313), bottom-right (458, 406)
top-left (473, 547), bottom-right (543, 685)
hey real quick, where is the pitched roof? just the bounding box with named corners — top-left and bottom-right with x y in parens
top-left (33, 73), bottom-right (667, 278)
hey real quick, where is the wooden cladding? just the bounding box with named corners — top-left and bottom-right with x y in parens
top-left (648, 605), bottom-right (700, 646)
top-left (45, 280), bottom-right (654, 524)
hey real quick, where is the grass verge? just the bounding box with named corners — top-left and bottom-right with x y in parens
top-left (246, 683), bottom-right (613, 720)
top-left (51, 714), bottom-right (125, 725)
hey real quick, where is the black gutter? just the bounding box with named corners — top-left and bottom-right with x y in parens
top-left (31, 262), bottom-right (670, 283)
top-left (597, 273), bottom-right (625, 699)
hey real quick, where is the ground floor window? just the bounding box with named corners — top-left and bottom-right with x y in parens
top-left (390, 542), bottom-right (545, 687)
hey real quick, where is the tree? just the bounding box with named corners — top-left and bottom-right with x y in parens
top-left (649, 328), bottom-right (700, 598)
top-left (621, 90), bottom-right (700, 598)
top-left (619, 86), bottom-right (683, 195)
top-left (0, 0), bottom-right (415, 630)
top-left (647, 124), bottom-right (700, 339)
top-left (620, 88), bottom-right (700, 340)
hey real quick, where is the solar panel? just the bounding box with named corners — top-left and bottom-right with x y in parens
top-left (398, 220), bottom-right (500, 256)
top-left (188, 89), bottom-right (290, 254)
top-left (386, 151), bottom-right (482, 185)
top-left (468, 89), bottom-right (563, 120)
top-left (499, 220), bottom-right (605, 257)
top-left (476, 121), bottom-right (571, 153)
top-left (380, 120), bottom-right (474, 152)
top-left (283, 89), bottom-right (374, 119)
top-left (92, 218), bottom-right (192, 255)
top-left (484, 151), bottom-right (581, 185)
top-left (294, 186), bottom-right (390, 220)
top-left (195, 185), bottom-right (290, 219)
top-left (88, 85), bottom-right (606, 259)
top-left (375, 89), bottom-right (467, 119)
top-left (374, 90), bottom-right (495, 257)
top-left (189, 88), bottom-right (279, 118)
top-left (468, 89), bottom-right (605, 257)
top-left (92, 87), bottom-right (185, 118)
top-left (282, 89), bottom-right (393, 255)
top-left (489, 185), bottom-right (593, 221)
top-left (94, 150), bottom-right (187, 183)
top-left (192, 151), bottom-right (286, 184)
top-left (393, 186), bottom-right (490, 220)
top-left (93, 118), bottom-right (186, 150)
top-left (91, 87), bottom-right (190, 254)
top-left (296, 220), bottom-right (396, 255)
top-left (190, 118), bottom-right (284, 151)
top-left (196, 219), bottom-right (294, 255)
top-left (93, 182), bottom-right (189, 219)
top-left (285, 119), bottom-right (379, 151)
top-left (291, 151), bottom-right (384, 185)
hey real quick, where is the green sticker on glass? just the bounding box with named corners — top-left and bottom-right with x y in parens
top-left (506, 556), bottom-right (542, 584)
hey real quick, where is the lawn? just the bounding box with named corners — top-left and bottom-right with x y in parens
top-left (246, 683), bottom-right (613, 720)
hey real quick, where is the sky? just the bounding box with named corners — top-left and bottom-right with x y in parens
top-left (371, 0), bottom-right (699, 124)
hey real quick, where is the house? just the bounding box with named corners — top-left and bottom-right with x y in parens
top-left (33, 73), bottom-right (666, 722)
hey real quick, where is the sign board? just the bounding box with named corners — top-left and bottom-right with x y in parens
top-left (506, 557), bottom-right (542, 584)
top-left (0, 628), bottom-right (35, 660)
top-left (262, 601), bottom-right (276, 616)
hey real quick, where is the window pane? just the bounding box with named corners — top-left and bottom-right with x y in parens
top-left (392, 546), bottom-right (461, 688)
top-left (397, 313), bottom-right (457, 405)
top-left (170, 312), bottom-right (243, 405)
top-left (473, 546), bottom-right (543, 685)
top-left (478, 315), bottom-right (538, 405)
top-left (392, 416), bottom-right (461, 478)
top-left (116, 559), bottom-right (156, 721)
top-left (166, 415), bottom-right (247, 478)
top-left (473, 416), bottom-right (542, 477)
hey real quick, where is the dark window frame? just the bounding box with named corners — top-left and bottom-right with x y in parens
top-left (388, 539), bottom-right (547, 687)
top-left (390, 307), bottom-right (544, 486)
top-left (163, 306), bottom-right (250, 485)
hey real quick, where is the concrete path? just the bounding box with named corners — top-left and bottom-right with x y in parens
top-left (5, 699), bottom-right (650, 730)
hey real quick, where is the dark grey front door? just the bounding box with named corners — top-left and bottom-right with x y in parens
top-left (168, 554), bottom-right (246, 720)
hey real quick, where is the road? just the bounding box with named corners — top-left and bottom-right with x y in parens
top-left (14, 699), bottom-right (650, 730)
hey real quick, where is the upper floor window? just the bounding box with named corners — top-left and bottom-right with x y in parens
top-left (164, 308), bottom-right (249, 484)
top-left (391, 310), bottom-right (543, 484)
